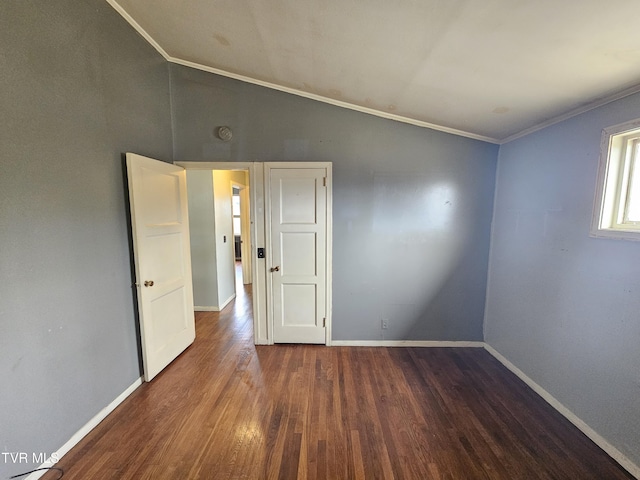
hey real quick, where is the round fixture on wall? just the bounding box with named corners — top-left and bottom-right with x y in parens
top-left (216, 126), bottom-right (233, 142)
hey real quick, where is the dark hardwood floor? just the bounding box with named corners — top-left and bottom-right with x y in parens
top-left (42, 275), bottom-right (634, 479)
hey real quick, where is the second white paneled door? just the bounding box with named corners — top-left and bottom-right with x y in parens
top-left (126, 153), bottom-right (195, 381)
top-left (266, 163), bottom-right (331, 344)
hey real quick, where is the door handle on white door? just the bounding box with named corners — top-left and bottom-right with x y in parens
top-left (270, 266), bottom-right (280, 272)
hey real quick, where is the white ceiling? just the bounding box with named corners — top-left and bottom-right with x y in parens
top-left (108, 0), bottom-right (640, 143)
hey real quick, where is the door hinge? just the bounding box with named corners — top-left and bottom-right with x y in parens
top-left (322, 177), bottom-right (326, 187)
top-left (323, 317), bottom-right (326, 327)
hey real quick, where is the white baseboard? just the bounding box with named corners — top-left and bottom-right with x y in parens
top-left (25, 377), bottom-right (143, 480)
top-left (330, 340), bottom-right (485, 347)
top-left (195, 294), bottom-right (236, 313)
top-left (218, 293), bottom-right (236, 311)
top-left (21, 344), bottom-right (639, 480)
top-left (484, 344), bottom-right (640, 479)
top-left (194, 306), bottom-right (217, 312)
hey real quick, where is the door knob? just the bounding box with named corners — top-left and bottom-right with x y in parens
top-left (144, 280), bottom-right (155, 287)
top-left (270, 266), bottom-right (280, 272)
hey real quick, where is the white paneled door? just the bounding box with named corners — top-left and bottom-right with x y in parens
top-left (126, 153), bottom-right (195, 381)
top-left (267, 164), bottom-right (331, 344)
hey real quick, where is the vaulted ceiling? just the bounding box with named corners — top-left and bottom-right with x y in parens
top-left (108, 0), bottom-right (640, 143)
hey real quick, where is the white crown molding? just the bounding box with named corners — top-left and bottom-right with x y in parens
top-left (107, 2), bottom-right (640, 148)
top-left (106, 0), bottom-right (171, 60)
top-left (167, 57), bottom-right (501, 144)
top-left (169, 54), bottom-right (640, 146)
top-left (500, 83), bottom-right (640, 144)
top-left (106, 1), bottom-right (499, 144)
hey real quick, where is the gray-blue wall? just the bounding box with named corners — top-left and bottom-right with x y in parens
top-left (485, 93), bottom-right (640, 467)
top-left (0, 1), bottom-right (172, 477)
top-left (10, 0), bottom-right (638, 474)
top-left (170, 64), bottom-right (499, 341)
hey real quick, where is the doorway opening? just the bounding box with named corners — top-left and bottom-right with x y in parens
top-left (176, 161), bottom-right (332, 346)
top-left (178, 161), bottom-right (266, 345)
top-left (184, 168), bottom-right (251, 311)
top-left (231, 181), bottom-right (251, 286)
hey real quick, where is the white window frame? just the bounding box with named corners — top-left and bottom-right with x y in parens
top-left (590, 118), bottom-right (640, 241)
top-left (232, 188), bottom-right (242, 235)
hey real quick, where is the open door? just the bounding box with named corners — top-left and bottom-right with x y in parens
top-left (127, 153), bottom-right (195, 381)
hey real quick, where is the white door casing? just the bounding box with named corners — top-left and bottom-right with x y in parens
top-left (266, 163), bottom-right (332, 344)
top-left (127, 153), bottom-right (195, 381)
top-left (171, 161), bottom-right (331, 346)
top-left (240, 186), bottom-right (252, 284)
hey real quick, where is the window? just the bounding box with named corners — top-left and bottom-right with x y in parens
top-left (232, 188), bottom-right (242, 260)
top-left (591, 119), bottom-right (640, 240)
top-left (232, 189), bottom-right (241, 235)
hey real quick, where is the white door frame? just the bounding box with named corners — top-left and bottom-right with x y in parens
top-left (177, 161), bottom-right (268, 344)
top-left (175, 161), bottom-right (332, 346)
top-left (231, 180), bottom-right (252, 285)
top-left (264, 162), bottom-right (333, 346)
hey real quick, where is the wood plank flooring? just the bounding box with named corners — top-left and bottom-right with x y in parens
top-left (42, 281), bottom-right (634, 479)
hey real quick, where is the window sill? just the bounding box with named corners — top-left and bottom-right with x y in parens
top-left (589, 228), bottom-right (640, 241)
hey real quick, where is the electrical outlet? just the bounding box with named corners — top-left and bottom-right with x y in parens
top-left (381, 319), bottom-right (389, 330)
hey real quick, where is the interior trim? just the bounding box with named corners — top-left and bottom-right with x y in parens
top-left (35, 343), bottom-right (640, 479)
top-left (108, 0), bottom-right (640, 146)
top-left (107, 0), bottom-right (498, 144)
top-left (499, 83), bottom-right (640, 144)
top-left (106, 0), bottom-right (171, 59)
top-left (25, 378), bottom-right (143, 480)
top-left (331, 340), bottom-right (485, 347)
top-left (484, 344), bottom-right (640, 479)
top-left (168, 57), bottom-right (500, 144)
